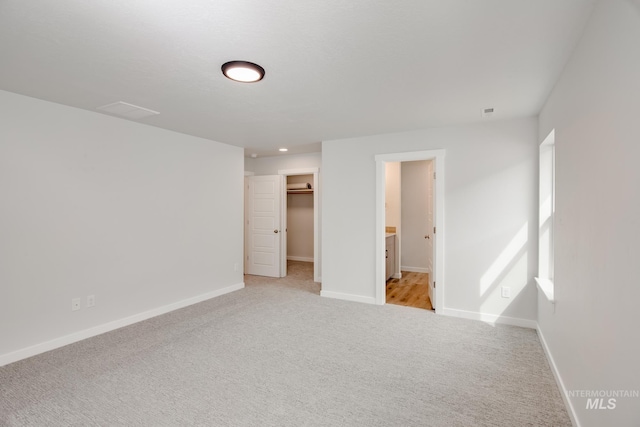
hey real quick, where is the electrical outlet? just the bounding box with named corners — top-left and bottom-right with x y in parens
top-left (87, 295), bottom-right (95, 308)
top-left (501, 287), bottom-right (511, 298)
top-left (72, 298), bottom-right (81, 311)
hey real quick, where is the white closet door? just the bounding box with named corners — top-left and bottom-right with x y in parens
top-left (247, 175), bottom-right (282, 277)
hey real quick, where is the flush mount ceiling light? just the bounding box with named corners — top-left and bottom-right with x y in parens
top-left (279, 148), bottom-right (288, 152)
top-left (221, 61), bottom-right (265, 83)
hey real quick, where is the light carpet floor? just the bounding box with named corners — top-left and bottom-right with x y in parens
top-left (0, 263), bottom-right (570, 426)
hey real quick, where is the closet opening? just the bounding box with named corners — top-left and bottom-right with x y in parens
top-left (279, 168), bottom-right (320, 283)
top-left (284, 174), bottom-right (314, 282)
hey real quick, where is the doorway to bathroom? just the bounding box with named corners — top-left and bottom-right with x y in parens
top-left (384, 159), bottom-right (434, 310)
top-left (375, 150), bottom-right (444, 312)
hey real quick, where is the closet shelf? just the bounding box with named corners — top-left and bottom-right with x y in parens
top-left (287, 189), bottom-right (313, 194)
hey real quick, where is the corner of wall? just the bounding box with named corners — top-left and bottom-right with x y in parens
top-left (536, 322), bottom-right (580, 427)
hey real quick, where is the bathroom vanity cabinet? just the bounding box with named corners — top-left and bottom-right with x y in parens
top-left (385, 234), bottom-right (395, 281)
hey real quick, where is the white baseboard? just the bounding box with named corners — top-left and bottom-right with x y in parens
top-left (287, 256), bottom-right (314, 262)
top-left (0, 282), bottom-right (245, 367)
top-left (441, 307), bottom-right (537, 329)
top-left (320, 290), bottom-right (376, 305)
top-left (392, 272), bottom-right (402, 279)
top-left (401, 266), bottom-right (430, 273)
top-left (537, 325), bottom-right (580, 427)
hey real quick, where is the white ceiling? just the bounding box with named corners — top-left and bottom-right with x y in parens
top-left (0, 0), bottom-right (596, 157)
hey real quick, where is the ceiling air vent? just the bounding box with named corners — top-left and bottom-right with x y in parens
top-left (482, 107), bottom-right (495, 118)
top-left (97, 101), bottom-right (160, 120)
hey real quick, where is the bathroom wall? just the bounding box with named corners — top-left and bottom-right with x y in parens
top-left (401, 160), bottom-right (431, 272)
top-left (385, 162), bottom-right (401, 234)
top-left (385, 162), bottom-right (401, 277)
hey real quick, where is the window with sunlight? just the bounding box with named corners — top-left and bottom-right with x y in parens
top-left (536, 129), bottom-right (555, 303)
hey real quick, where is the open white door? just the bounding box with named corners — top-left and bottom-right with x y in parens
top-left (247, 175), bottom-right (282, 277)
top-left (426, 161), bottom-right (435, 309)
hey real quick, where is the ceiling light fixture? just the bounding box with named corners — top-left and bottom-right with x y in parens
top-left (221, 61), bottom-right (265, 83)
top-left (279, 148), bottom-right (288, 152)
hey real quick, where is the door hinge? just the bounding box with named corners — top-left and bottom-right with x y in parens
top-left (433, 227), bottom-right (436, 234)
top-left (433, 281), bottom-right (436, 288)
top-left (434, 172), bottom-right (436, 179)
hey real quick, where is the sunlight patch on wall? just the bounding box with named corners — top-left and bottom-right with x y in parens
top-left (480, 222), bottom-right (528, 295)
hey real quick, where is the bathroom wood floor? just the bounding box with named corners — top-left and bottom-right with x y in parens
top-left (386, 271), bottom-right (433, 310)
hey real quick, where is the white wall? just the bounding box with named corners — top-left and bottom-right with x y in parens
top-left (0, 90), bottom-right (244, 364)
top-left (401, 160), bottom-right (430, 271)
top-left (245, 152), bottom-right (321, 175)
top-left (322, 117), bottom-right (538, 323)
top-left (538, 1), bottom-right (640, 426)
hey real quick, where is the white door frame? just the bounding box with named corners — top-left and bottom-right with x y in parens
top-left (278, 168), bottom-right (320, 282)
top-left (375, 150), bottom-right (445, 312)
top-left (243, 171), bottom-right (254, 274)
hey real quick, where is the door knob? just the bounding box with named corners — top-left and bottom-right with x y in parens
top-left (424, 235), bottom-right (430, 239)
top-left (274, 229), bottom-right (279, 234)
